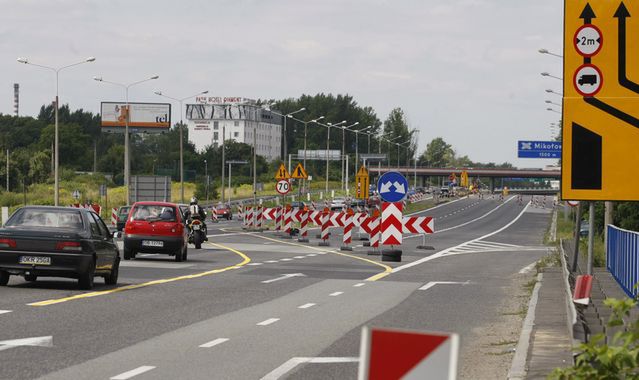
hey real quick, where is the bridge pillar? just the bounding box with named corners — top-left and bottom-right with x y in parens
top-left (490, 177), bottom-right (495, 192)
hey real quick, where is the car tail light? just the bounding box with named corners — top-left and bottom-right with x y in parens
top-left (0, 238), bottom-right (16, 248)
top-left (192, 220), bottom-right (202, 226)
top-left (55, 241), bottom-right (82, 252)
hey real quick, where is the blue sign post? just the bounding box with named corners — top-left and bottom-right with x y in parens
top-left (377, 171), bottom-right (409, 203)
top-left (518, 141), bottom-right (562, 159)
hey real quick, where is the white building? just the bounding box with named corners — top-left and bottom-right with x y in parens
top-left (185, 97), bottom-right (282, 161)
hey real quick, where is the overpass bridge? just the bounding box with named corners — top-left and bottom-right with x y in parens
top-left (368, 166), bottom-right (560, 190)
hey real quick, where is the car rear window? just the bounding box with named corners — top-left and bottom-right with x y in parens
top-left (6, 208), bottom-right (84, 230)
top-left (118, 207), bottom-right (131, 218)
top-left (131, 205), bottom-right (177, 222)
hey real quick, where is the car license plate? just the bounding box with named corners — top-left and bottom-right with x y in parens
top-left (192, 224), bottom-right (201, 230)
top-left (142, 240), bottom-right (164, 247)
top-left (19, 256), bottom-right (51, 266)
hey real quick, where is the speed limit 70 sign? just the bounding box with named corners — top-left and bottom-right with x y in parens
top-left (276, 179), bottom-right (291, 195)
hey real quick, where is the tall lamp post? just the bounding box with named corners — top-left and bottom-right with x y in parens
top-left (94, 75), bottom-right (159, 205)
top-left (319, 120), bottom-right (346, 193)
top-left (154, 90), bottom-right (209, 203)
top-left (266, 106), bottom-right (306, 162)
top-left (340, 122), bottom-right (359, 191)
top-left (226, 160), bottom-right (248, 205)
top-left (17, 56), bottom-right (96, 206)
top-left (204, 159), bottom-right (209, 202)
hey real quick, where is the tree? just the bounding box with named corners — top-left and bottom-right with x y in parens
top-left (419, 137), bottom-right (453, 167)
top-left (383, 108), bottom-right (417, 166)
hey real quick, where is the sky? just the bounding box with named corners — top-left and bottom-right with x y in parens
top-left (0, 0), bottom-right (563, 168)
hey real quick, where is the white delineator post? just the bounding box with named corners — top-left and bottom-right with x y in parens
top-left (298, 209), bottom-right (309, 243)
top-left (319, 208), bottom-right (331, 246)
top-left (111, 208), bottom-right (117, 226)
top-left (341, 209), bottom-right (354, 251)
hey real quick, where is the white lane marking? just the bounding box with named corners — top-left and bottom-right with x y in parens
top-left (294, 256), bottom-right (306, 259)
top-left (306, 254), bottom-right (317, 257)
top-left (257, 318), bottom-right (280, 326)
top-left (353, 283), bottom-right (366, 287)
top-left (248, 263), bottom-right (263, 266)
top-left (298, 303), bottom-right (316, 309)
top-left (261, 273), bottom-right (306, 284)
top-left (0, 310), bottom-right (12, 315)
top-left (280, 258), bottom-right (293, 261)
top-left (405, 196), bottom-right (466, 216)
top-left (265, 260), bottom-right (278, 263)
top-left (199, 338), bottom-right (229, 348)
top-left (394, 201), bottom-right (530, 273)
top-left (405, 196), bottom-right (515, 240)
top-left (0, 335), bottom-right (53, 351)
top-left (110, 366), bottom-right (156, 380)
top-left (519, 262), bottom-right (537, 274)
top-left (329, 292), bottom-right (344, 297)
top-left (419, 281), bottom-right (470, 291)
top-left (261, 357), bottom-right (359, 380)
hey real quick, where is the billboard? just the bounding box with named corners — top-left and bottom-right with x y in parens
top-left (100, 102), bottom-right (171, 133)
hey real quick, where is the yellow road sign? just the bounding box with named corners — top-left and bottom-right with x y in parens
top-left (563, 1), bottom-right (639, 200)
top-left (291, 163), bottom-right (308, 179)
top-left (460, 170), bottom-right (469, 187)
top-left (275, 164), bottom-right (290, 180)
top-left (356, 165), bottom-right (370, 199)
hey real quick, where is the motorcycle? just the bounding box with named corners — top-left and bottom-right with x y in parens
top-left (188, 218), bottom-right (205, 249)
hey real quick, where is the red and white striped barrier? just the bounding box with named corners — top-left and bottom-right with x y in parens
top-left (381, 202), bottom-right (403, 245)
top-left (298, 210), bottom-right (309, 242)
top-left (284, 206), bottom-right (293, 235)
top-left (111, 208), bottom-right (117, 226)
top-left (275, 206), bottom-right (282, 231)
top-left (319, 209), bottom-right (331, 245)
top-left (244, 207), bottom-right (253, 228)
top-left (341, 210), bottom-right (354, 249)
top-left (402, 216), bottom-right (434, 234)
top-left (310, 210), bottom-right (322, 226)
top-left (255, 206), bottom-right (263, 229)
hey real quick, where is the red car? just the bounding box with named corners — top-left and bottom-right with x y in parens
top-left (123, 202), bottom-right (188, 262)
top-left (214, 203), bottom-right (233, 220)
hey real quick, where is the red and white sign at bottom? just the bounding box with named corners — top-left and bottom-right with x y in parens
top-left (358, 327), bottom-right (459, 380)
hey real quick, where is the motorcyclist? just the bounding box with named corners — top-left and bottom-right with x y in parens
top-left (187, 197), bottom-right (208, 241)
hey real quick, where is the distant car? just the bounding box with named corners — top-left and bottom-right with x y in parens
top-left (330, 197), bottom-right (347, 211)
top-left (352, 199), bottom-right (366, 208)
top-left (579, 223), bottom-right (590, 237)
top-left (215, 203), bottom-right (232, 220)
top-left (123, 202), bottom-right (188, 262)
top-left (290, 201), bottom-right (306, 209)
top-left (116, 205), bottom-right (131, 232)
top-left (367, 195), bottom-right (381, 208)
top-left (0, 206), bottom-right (120, 290)
top-left (439, 187), bottom-right (450, 196)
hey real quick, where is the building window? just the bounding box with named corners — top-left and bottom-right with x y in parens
top-left (234, 121), bottom-right (239, 127)
top-left (214, 121), bottom-right (219, 129)
top-left (234, 132), bottom-right (239, 137)
top-left (213, 132), bottom-right (219, 140)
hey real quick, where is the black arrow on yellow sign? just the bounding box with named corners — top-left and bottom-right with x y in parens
top-left (614, 3), bottom-right (639, 94)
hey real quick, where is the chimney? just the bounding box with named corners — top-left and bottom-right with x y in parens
top-left (13, 83), bottom-right (19, 116)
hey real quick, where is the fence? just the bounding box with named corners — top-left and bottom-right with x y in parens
top-left (607, 225), bottom-right (639, 298)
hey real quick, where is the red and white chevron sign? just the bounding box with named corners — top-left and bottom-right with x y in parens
top-left (310, 211), bottom-right (322, 225)
top-left (263, 208), bottom-right (277, 220)
top-left (402, 216), bottom-right (434, 234)
top-left (381, 202), bottom-right (403, 245)
top-left (329, 212), bottom-right (346, 227)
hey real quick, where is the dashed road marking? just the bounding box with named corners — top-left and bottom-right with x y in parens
top-left (329, 292), bottom-right (343, 297)
top-left (298, 303), bottom-right (316, 309)
top-left (0, 310), bottom-right (12, 315)
top-left (199, 338), bottom-right (229, 348)
top-left (261, 357), bottom-right (360, 380)
top-left (110, 366), bottom-right (156, 380)
top-left (257, 318), bottom-right (280, 326)
top-left (294, 256), bottom-right (306, 259)
top-left (265, 260), bottom-right (278, 263)
top-left (248, 263), bottom-right (263, 266)
top-left (353, 283), bottom-right (365, 287)
top-left (280, 258), bottom-right (293, 261)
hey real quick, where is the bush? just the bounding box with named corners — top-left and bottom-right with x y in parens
top-left (550, 298), bottom-right (639, 379)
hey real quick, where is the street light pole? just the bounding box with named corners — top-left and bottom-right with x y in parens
top-left (204, 159), bottom-right (208, 202)
top-left (17, 56), bottom-right (96, 206)
top-left (154, 90), bottom-right (208, 203)
top-left (302, 116), bottom-right (324, 192)
top-left (95, 75), bottom-right (159, 205)
top-left (340, 122), bottom-right (359, 191)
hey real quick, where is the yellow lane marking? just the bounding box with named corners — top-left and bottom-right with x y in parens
top-left (247, 234), bottom-right (392, 282)
top-left (28, 242), bottom-right (251, 307)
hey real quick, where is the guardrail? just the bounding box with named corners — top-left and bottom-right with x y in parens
top-left (606, 224), bottom-right (639, 298)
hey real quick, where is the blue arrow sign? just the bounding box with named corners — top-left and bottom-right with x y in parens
top-left (377, 171), bottom-right (409, 203)
top-left (518, 140), bottom-right (562, 159)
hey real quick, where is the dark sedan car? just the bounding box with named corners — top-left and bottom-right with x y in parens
top-left (0, 206), bottom-right (120, 290)
top-left (116, 205), bottom-right (131, 232)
